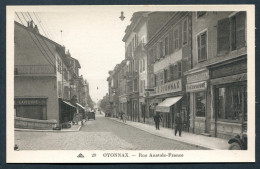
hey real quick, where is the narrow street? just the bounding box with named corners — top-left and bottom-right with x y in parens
top-left (15, 115), bottom-right (203, 150)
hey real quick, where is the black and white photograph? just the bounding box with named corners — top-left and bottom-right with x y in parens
top-left (6, 5), bottom-right (255, 163)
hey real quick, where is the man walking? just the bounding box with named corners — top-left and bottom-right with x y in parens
top-left (154, 112), bottom-right (162, 130)
top-left (175, 113), bottom-right (183, 136)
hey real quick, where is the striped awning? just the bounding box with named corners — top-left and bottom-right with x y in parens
top-left (156, 96), bottom-right (182, 113)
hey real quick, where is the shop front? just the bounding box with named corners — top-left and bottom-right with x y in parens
top-left (15, 97), bottom-right (47, 120)
top-left (60, 100), bottom-right (76, 123)
top-left (209, 56), bottom-right (247, 139)
top-left (186, 68), bottom-right (210, 134)
top-left (152, 79), bottom-right (188, 130)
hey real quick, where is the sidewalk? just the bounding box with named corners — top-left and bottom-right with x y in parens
top-left (15, 124), bottom-right (82, 132)
top-left (110, 118), bottom-right (229, 150)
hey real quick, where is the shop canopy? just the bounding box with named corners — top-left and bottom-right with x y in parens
top-left (76, 103), bottom-right (86, 110)
top-left (63, 101), bottom-right (76, 109)
top-left (156, 96), bottom-right (183, 113)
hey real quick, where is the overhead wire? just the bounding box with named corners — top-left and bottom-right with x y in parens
top-left (21, 12), bottom-right (56, 68)
top-left (15, 12), bottom-right (55, 68)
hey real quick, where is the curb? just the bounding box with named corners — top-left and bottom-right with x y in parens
top-left (15, 125), bottom-right (82, 132)
top-left (109, 118), bottom-right (215, 150)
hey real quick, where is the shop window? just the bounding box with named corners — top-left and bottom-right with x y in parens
top-left (216, 85), bottom-right (247, 121)
top-left (197, 31), bottom-right (207, 62)
top-left (195, 92), bottom-right (206, 117)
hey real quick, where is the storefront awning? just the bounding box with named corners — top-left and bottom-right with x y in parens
top-left (76, 103), bottom-right (86, 110)
top-left (63, 101), bottom-right (76, 108)
top-left (156, 96), bottom-right (182, 113)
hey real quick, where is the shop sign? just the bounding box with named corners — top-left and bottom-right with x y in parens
top-left (152, 79), bottom-right (182, 96)
top-left (15, 98), bottom-right (47, 105)
top-left (186, 81), bottom-right (207, 92)
top-left (187, 70), bottom-right (209, 83)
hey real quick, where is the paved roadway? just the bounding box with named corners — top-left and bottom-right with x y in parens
top-left (15, 115), bottom-right (203, 150)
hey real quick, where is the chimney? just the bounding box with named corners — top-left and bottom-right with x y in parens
top-left (34, 25), bottom-right (39, 34)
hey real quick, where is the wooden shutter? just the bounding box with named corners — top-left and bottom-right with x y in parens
top-left (179, 24), bottom-right (182, 49)
top-left (200, 32), bottom-right (207, 61)
top-left (197, 35), bottom-right (201, 61)
top-left (217, 18), bottom-right (230, 54)
top-left (236, 12), bottom-right (246, 49)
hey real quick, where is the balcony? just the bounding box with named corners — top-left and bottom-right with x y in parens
top-left (14, 65), bottom-right (56, 76)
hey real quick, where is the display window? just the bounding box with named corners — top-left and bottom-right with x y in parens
top-left (195, 92), bottom-right (206, 117)
top-left (215, 83), bottom-right (247, 122)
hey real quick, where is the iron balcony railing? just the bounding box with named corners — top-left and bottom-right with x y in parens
top-left (14, 65), bottom-right (56, 75)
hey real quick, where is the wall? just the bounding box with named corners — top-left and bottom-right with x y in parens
top-left (14, 76), bottom-right (59, 122)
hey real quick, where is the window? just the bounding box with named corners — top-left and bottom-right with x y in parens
top-left (165, 36), bottom-right (169, 55)
top-left (169, 65), bottom-right (174, 81)
top-left (164, 69), bottom-right (168, 83)
top-left (173, 29), bottom-right (179, 50)
top-left (197, 12), bottom-right (206, 18)
top-left (231, 12), bottom-right (246, 50)
top-left (195, 92), bottom-right (206, 117)
top-left (139, 60), bottom-right (142, 72)
top-left (154, 74), bottom-right (157, 87)
top-left (143, 59), bottom-right (145, 71)
top-left (183, 19), bottom-right (188, 45)
top-left (217, 12), bottom-right (246, 54)
top-left (177, 61), bottom-right (182, 78)
top-left (197, 31), bottom-right (207, 62)
top-left (133, 78), bottom-right (138, 92)
top-left (160, 71), bottom-right (164, 85)
top-left (159, 41), bottom-right (163, 58)
top-left (215, 84), bottom-right (247, 121)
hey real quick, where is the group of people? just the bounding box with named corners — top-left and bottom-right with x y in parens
top-left (153, 112), bottom-right (183, 137)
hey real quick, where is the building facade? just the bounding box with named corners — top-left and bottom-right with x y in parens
top-left (185, 11), bottom-right (247, 139)
top-left (14, 21), bottom-right (90, 129)
top-left (145, 12), bottom-right (192, 130)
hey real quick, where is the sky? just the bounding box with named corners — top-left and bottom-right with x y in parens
top-left (15, 6), bottom-right (136, 103)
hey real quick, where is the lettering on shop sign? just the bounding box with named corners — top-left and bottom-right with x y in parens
top-left (15, 99), bottom-right (47, 105)
top-left (152, 79), bottom-right (182, 96)
top-left (186, 81), bottom-right (207, 92)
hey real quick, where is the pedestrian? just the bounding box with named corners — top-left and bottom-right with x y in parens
top-left (153, 112), bottom-right (162, 130)
top-left (122, 112), bottom-right (127, 123)
top-left (175, 113), bottom-right (183, 136)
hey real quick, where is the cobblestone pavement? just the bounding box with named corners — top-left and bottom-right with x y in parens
top-left (15, 116), bottom-right (204, 150)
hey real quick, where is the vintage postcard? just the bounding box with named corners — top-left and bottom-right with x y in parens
top-left (6, 5), bottom-right (255, 163)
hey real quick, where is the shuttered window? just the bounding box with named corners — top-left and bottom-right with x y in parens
top-left (174, 29), bottom-right (179, 50)
top-left (170, 65), bottom-right (174, 81)
top-left (165, 36), bottom-right (169, 55)
top-left (177, 61), bottom-right (182, 78)
top-left (160, 41), bottom-right (163, 58)
top-left (217, 18), bottom-right (230, 54)
top-left (183, 19), bottom-right (188, 45)
top-left (164, 69), bottom-right (168, 83)
top-left (197, 31), bottom-right (207, 62)
top-left (236, 12), bottom-right (246, 49)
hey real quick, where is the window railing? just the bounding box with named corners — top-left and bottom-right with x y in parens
top-left (14, 65), bottom-right (56, 75)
